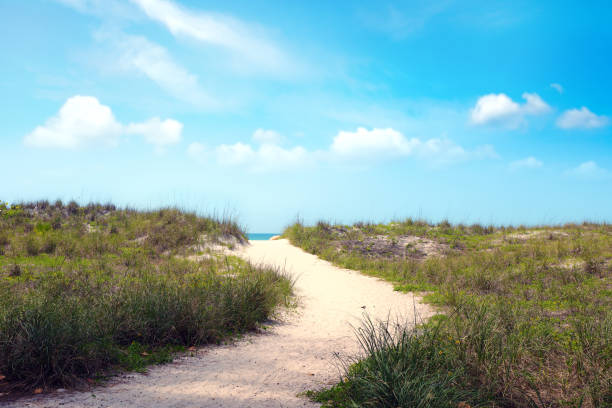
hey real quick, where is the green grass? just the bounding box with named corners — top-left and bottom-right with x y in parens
top-left (284, 219), bottom-right (611, 407)
top-left (0, 200), bottom-right (292, 394)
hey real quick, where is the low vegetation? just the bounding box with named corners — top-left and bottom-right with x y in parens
top-left (0, 200), bottom-right (292, 396)
top-left (285, 220), bottom-right (611, 407)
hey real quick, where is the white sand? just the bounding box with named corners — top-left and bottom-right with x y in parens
top-left (6, 239), bottom-right (434, 408)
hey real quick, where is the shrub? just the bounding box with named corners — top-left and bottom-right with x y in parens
top-left (0, 202), bottom-right (291, 392)
top-left (311, 316), bottom-right (494, 408)
top-left (24, 236), bottom-right (40, 255)
top-left (288, 220), bottom-right (611, 407)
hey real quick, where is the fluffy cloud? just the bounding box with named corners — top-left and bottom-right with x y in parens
top-left (565, 161), bottom-right (610, 179)
top-left (331, 127), bottom-right (419, 157)
top-left (187, 129), bottom-right (307, 172)
top-left (556, 107), bottom-right (609, 129)
top-left (24, 96), bottom-right (123, 149)
top-left (217, 143), bottom-right (307, 168)
top-left (24, 96), bottom-right (182, 150)
top-left (330, 127), bottom-right (496, 164)
top-left (470, 93), bottom-right (519, 125)
top-left (470, 92), bottom-right (551, 127)
top-left (129, 0), bottom-right (293, 74)
top-left (521, 93), bottom-right (551, 115)
top-left (215, 142), bottom-right (256, 166)
top-left (509, 156), bottom-right (543, 170)
top-left (126, 117), bottom-right (183, 151)
top-left (252, 129), bottom-right (283, 145)
top-left (189, 127), bottom-right (497, 172)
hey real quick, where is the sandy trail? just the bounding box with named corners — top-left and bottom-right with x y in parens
top-left (7, 239), bottom-right (433, 408)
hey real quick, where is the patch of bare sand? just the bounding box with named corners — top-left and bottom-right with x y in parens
top-left (6, 239), bottom-right (434, 408)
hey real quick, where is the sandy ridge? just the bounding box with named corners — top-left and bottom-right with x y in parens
top-left (6, 239), bottom-right (433, 408)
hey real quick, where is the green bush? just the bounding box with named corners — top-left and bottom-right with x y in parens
top-left (311, 316), bottom-right (494, 408)
top-left (0, 201), bottom-right (291, 391)
top-left (288, 221), bottom-right (611, 407)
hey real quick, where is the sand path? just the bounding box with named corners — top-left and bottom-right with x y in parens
top-left (7, 239), bottom-right (433, 408)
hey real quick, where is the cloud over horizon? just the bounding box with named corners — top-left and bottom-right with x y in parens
top-left (188, 127), bottom-right (497, 172)
top-left (188, 130), bottom-right (310, 172)
top-left (331, 127), bottom-right (497, 165)
top-left (24, 96), bottom-right (122, 149)
top-left (24, 96), bottom-right (182, 150)
top-left (125, 117), bottom-right (183, 152)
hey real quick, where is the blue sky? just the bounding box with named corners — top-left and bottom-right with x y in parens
top-left (1, 0), bottom-right (611, 231)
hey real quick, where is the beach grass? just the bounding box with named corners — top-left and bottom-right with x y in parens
top-left (0, 200), bottom-right (292, 394)
top-left (285, 219), bottom-right (611, 407)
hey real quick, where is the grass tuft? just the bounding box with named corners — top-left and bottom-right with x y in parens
top-left (0, 200), bottom-right (292, 393)
top-left (288, 219), bottom-right (611, 407)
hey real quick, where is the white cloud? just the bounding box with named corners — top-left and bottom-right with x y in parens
top-left (470, 92), bottom-right (551, 127)
top-left (471, 93), bottom-right (520, 125)
top-left (254, 144), bottom-right (308, 166)
top-left (416, 137), bottom-right (498, 164)
top-left (521, 93), bottom-right (551, 115)
top-left (509, 156), bottom-right (543, 170)
top-left (556, 107), bottom-right (609, 129)
top-left (24, 95), bottom-right (183, 151)
top-left (129, 0), bottom-right (294, 74)
top-left (97, 31), bottom-right (217, 108)
top-left (550, 83), bottom-right (563, 94)
top-left (187, 129), bottom-right (307, 172)
top-left (330, 127), bottom-right (497, 164)
top-left (213, 142), bottom-right (308, 172)
top-left (565, 161), bottom-right (610, 179)
top-left (191, 127), bottom-right (497, 172)
top-left (331, 127), bottom-right (420, 157)
top-left (252, 129), bottom-right (283, 145)
top-left (215, 142), bottom-right (255, 166)
top-left (126, 117), bottom-right (183, 151)
top-left (24, 96), bottom-right (123, 149)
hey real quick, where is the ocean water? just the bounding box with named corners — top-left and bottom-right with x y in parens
top-left (247, 233), bottom-right (278, 241)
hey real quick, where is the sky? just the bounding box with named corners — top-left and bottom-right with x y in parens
top-left (1, 0), bottom-right (611, 232)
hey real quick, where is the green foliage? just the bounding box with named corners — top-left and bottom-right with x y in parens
top-left (309, 316), bottom-right (495, 408)
top-left (287, 220), bottom-right (612, 407)
top-left (0, 201), bottom-right (291, 392)
top-left (116, 342), bottom-right (179, 373)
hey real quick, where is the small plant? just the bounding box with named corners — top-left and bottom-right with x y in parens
top-left (584, 256), bottom-right (604, 276)
top-left (8, 264), bottom-right (21, 277)
top-left (24, 236), bottom-right (39, 255)
top-left (66, 200), bottom-right (79, 215)
top-left (51, 216), bottom-right (62, 230)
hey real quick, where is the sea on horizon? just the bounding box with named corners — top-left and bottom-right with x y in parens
top-left (247, 233), bottom-right (278, 241)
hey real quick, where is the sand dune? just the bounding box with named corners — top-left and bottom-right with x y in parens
top-left (8, 239), bottom-right (433, 408)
